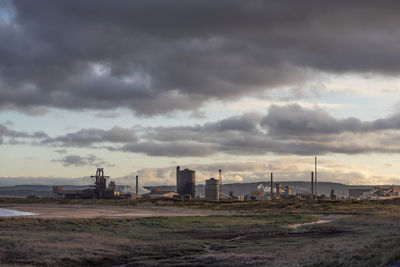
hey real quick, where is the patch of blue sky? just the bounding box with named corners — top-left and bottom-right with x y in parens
top-left (0, 1), bottom-right (15, 23)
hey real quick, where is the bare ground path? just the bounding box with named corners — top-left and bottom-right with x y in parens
top-left (0, 202), bottom-right (237, 218)
top-left (288, 214), bottom-right (352, 229)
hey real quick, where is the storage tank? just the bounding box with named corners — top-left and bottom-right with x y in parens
top-left (177, 167), bottom-right (196, 198)
top-left (205, 178), bottom-right (220, 201)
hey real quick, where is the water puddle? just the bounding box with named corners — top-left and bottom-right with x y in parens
top-left (0, 208), bottom-right (37, 217)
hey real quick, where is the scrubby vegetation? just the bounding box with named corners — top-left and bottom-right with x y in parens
top-left (1, 199), bottom-right (400, 265)
top-left (157, 197), bottom-right (400, 215)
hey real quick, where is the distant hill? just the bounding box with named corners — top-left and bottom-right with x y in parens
top-left (0, 185), bottom-right (89, 198)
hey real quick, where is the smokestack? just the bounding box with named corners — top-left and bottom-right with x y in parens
top-left (136, 175), bottom-right (138, 195)
top-left (270, 172), bottom-right (273, 198)
top-left (219, 169), bottom-right (222, 194)
top-left (176, 166), bottom-right (180, 192)
top-left (315, 156), bottom-right (317, 195)
top-left (311, 171), bottom-right (314, 197)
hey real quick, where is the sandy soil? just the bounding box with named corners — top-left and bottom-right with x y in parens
top-left (0, 202), bottom-right (236, 219)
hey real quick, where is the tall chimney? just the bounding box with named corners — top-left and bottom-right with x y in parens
top-left (315, 156), bottom-right (317, 195)
top-left (270, 172), bottom-right (273, 198)
top-left (136, 175), bottom-right (138, 195)
top-left (311, 171), bottom-right (314, 197)
top-left (219, 169), bottom-right (222, 194)
top-left (176, 166), bottom-right (180, 193)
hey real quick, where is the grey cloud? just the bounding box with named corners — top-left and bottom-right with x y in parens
top-left (53, 154), bottom-right (114, 167)
top-left (146, 113), bottom-right (262, 142)
top-left (54, 149), bottom-right (68, 154)
top-left (43, 126), bottom-right (137, 147)
top-left (205, 113), bottom-right (262, 132)
top-left (134, 106), bottom-right (400, 156)
top-left (261, 104), bottom-right (400, 138)
top-left (121, 142), bottom-right (216, 157)
top-left (0, 123), bottom-right (48, 140)
top-left (261, 104), bottom-right (363, 137)
top-left (2, 1), bottom-right (400, 114)
top-left (6, 104), bottom-right (400, 156)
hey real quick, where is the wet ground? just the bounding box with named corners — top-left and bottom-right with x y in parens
top-left (0, 202), bottom-right (237, 218)
top-left (0, 208), bottom-right (36, 217)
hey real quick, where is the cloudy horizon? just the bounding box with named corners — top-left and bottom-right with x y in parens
top-left (2, 1), bottom-right (400, 186)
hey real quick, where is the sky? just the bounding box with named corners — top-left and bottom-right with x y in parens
top-left (1, 0), bottom-right (400, 187)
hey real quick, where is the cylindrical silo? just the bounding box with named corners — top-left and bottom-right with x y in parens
top-left (205, 178), bottom-right (220, 201)
top-left (177, 168), bottom-right (196, 198)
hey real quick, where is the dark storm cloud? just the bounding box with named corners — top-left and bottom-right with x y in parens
top-left (2, 1), bottom-right (400, 114)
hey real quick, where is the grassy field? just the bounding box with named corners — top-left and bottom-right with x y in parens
top-left (1, 199), bottom-right (400, 266)
top-left (156, 198), bottom-right (400, 215)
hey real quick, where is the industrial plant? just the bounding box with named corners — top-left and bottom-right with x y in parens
top-left (53, 168), bottom-right (132, 199)
top-left (349, 185), bottom-right (400, 199)
top-left (51, 156), bottom-right (400, 201)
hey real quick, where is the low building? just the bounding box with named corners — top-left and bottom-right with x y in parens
top-left (349, 186), bottom-right (400, 199)
top-left (349, 188), bottom-right (372, 198)
top-left (142, 188), bottom-right (180, 199)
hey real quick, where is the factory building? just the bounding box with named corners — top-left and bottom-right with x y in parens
top-left (330, 189), bottom-right (337, 200)
top-left (348, 188), bottom-right (374, 198)
top-left (275, 184), bottom-right (283, 198)
top-left (142, 188), bottom-right (180, 199)
top-left (176, 166), bottom-right (196, 198)
top-left (205, 178), bottom-right (220, 201)
top-left (53, 168), bottom-right (130, 199)
top-left (349, 185), bottom-right (400, 199)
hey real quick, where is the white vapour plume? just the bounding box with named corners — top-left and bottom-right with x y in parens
top-left (114, 175), bottom-right (150, 194)
top-left (257, 184), bottom-right (274, 193)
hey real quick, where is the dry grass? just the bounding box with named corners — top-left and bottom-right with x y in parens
top-left (156, 198), bottom-right (400, 216)
top-left (1, 199), bottom-right (400, 265)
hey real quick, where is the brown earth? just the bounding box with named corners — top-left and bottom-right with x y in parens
top-left (0, 202), bottom-right (237, 219)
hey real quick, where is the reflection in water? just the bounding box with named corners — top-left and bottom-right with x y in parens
top-left (0, 208), bottom-right (37, 217)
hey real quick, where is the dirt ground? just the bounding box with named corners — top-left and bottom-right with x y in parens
top-left (0, 202), bottom-right (237, 218)
top-left (287, 214), bottom-right (352, 229)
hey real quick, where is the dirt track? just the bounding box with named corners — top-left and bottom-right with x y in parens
top-left (288, 214), bottom-right (352, 229)
top-left (0, 202), bottom-right (236, 219)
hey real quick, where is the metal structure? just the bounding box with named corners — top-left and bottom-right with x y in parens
top-left (219, 169), bottom-right (222, 195)
top-left (176, 166), bottom-right (180, 193)
top-left (350, 185), bottom-right (400, 199)
top-left (315, 156), bottom-right (318, 195)
top-left (311, 171), bottom-right (314, 197)
top-left (270, 172), bottom-right (273, 198)
top-left (330, 189), bottom-right (336, 200)
top-left (176, 166), bottom-right (196, 198)
top-left (136, 175), bottom-right (139, 195)
top-left (205, 178), bottom-right (220, 201)
top-left (90, 168), bottom-right (110, 198)
top-left (283, 185), bottom-right (295, 197)
top-left (53, 168), bottom-right (130, 199)
top-left (275, 183), bottom-right (283, 198)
